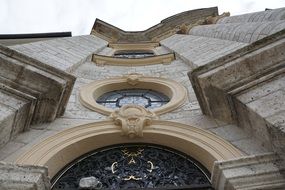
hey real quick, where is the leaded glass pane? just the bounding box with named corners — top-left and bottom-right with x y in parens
top-left (96, 89), bottom-right (169, 109)
top-left (114, 51), bottom-right (154, 59)
top-left (52, 144), bottom-right (212, 190)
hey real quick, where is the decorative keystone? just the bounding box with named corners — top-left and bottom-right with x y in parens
top-left (110, 105), bottom-right (157, 138)
top-left (124, 73), bottom-right (143, 86)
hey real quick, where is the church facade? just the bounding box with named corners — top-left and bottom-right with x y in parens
top-left (0, 6), bottom-right (284, 190)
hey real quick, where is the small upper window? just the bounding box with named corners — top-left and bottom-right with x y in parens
top-left (113, 50), bottom-right (154, 59)
top-left (96, 89), bottom-right (169, 109)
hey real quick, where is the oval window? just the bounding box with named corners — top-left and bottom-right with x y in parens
top-left (96, 89), bottom-right (170, 109)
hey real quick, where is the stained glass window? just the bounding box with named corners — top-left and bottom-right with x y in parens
top-left (52, 144), bottom-right (212, 190)
top-left (114, 50), bottom-right (154, 58)
top-left (96, 89), bottom-right (170, 109)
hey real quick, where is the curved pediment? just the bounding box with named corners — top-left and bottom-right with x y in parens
top-left (91, 7), bottom-right (218, 42)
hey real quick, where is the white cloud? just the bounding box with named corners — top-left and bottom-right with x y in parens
top-left (0, 0), bottom-right (284, 36)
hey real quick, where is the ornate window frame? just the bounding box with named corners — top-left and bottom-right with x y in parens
top-left (79, 74), bottom-right (187, 115)
top-left (92, 42), bottom-right (175, 66)
top-left (92, 53), bottom-right (175, 66)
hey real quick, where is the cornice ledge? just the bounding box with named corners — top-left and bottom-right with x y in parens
top-left (211, 153), bottom-right (285, 190)
top-left (188, 29), bottom-right (285, 123)
top-left (92, 53), bottom-right (175, 66)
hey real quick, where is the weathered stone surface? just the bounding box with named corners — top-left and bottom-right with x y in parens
top-left (0, 43), bottom-right (76, 148)
top-left (0, 35), bottom-right (107, 148)
top-left (189, 21), bottom-right (285, 43)
top-left (0, 45), bottom-right (76, 122)
top-left (217, 7), bottom-right (285, 24)
top-left (11, 35), bottom-right (108, 72)
top-left (0, 89), bottom-right (33, 140)
top-left (79, 176), bottom-right (102, 189)
top-left (189, 29), bottom-right (285, 122)
top-left (189, 29), bottom-right (285, 162)
top-left (92, 7), bottom-right (218, 42)
top-left (161, 34), bottom-right (247, 68)
top-left (0, 107), bottom-right (16, 148)
top-left (211, 153), bottom-right (285, 190)
top-left (236, 75), bottom-right (285, 161)
top-left (1, 7), bottom-right (284, 190)
top-left (0, 162), bottom-right (50, 190)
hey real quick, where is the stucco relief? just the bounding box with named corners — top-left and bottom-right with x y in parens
top-left (124, 73), bottom-right (142, 86)
top-left (110, 105), bottom-right (157, 138)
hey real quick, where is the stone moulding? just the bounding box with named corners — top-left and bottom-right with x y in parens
top-left (92, 52), bottom-right (175, 66)
top-left (0, 45), bottom-right (75, 123)
top-left (0, 44), bottom-right (75, 147)
top-left (108, 42), bottom-right (160, 50)
top-left (91, 7), bottom-right (218, 43)
top-left (189, 29), bottom-right (285, 123)
top-left (188, 29), bottom-right (285, 164)
top-left (211, 153), bottom-right (285, 190)
top-left (16, 120), bottom-right (243, 178)
top-left (79, 74), bottom-right (187, 115)
top-left (110, 105), bottom-right (157, 138)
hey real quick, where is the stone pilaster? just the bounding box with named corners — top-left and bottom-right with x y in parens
top-left (189, 29), bottom-right (285, 161)
top-left (0, 44), bottom-right (76, 148)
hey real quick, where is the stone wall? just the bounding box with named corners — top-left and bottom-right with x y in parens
top-left (189, 21), bottom-right (285, 43)
top-left (217, 7), bottom-right (285, 23)
top-left (10, 35), bottom-right (108, 72)
top-left (0, 42), bottom-right (269, 164)
top-left (161, 34), bottom-right (247, 68)
top-left (0, 162), bottom-right (50, 190)
top-left (188, 28), bottom-right (285, 164)
top-left (0, 44), bottom-right (76, 148)
top-left (0, 7), bottom-right (285, 189)
top-left (92, 7), bottom-right (218, 42)
top-left (189, 7), bottom-right (285, 43)
top-left (212, 153), bottom-right (285, 189)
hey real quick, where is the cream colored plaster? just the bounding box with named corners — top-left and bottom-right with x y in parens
top-left (108, 42), bottom-right (160, 50)
top-left (16, 120), bottom-right (243, 178)
top-left (110, 105), bottom-right (157, 138)
top-left (92, 53), bottom-right (175, 66)
top-left (79, 74), bottom-right (188, 115)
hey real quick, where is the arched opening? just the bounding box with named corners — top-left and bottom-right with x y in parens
top-left (16, 120), bottom-right (243, 181)
top-left (52, 143), bottom-right (212, 189)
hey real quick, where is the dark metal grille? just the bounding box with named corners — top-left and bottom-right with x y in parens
top-left (114, 51), bottom-right (154, 59)
top-left (96, 89), bottom-right (170, 109)
top-left (52, 144), bottom-right (212, 190)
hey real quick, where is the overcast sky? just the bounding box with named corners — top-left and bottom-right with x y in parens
top-left (0, 0), bottom-right (284, 36)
